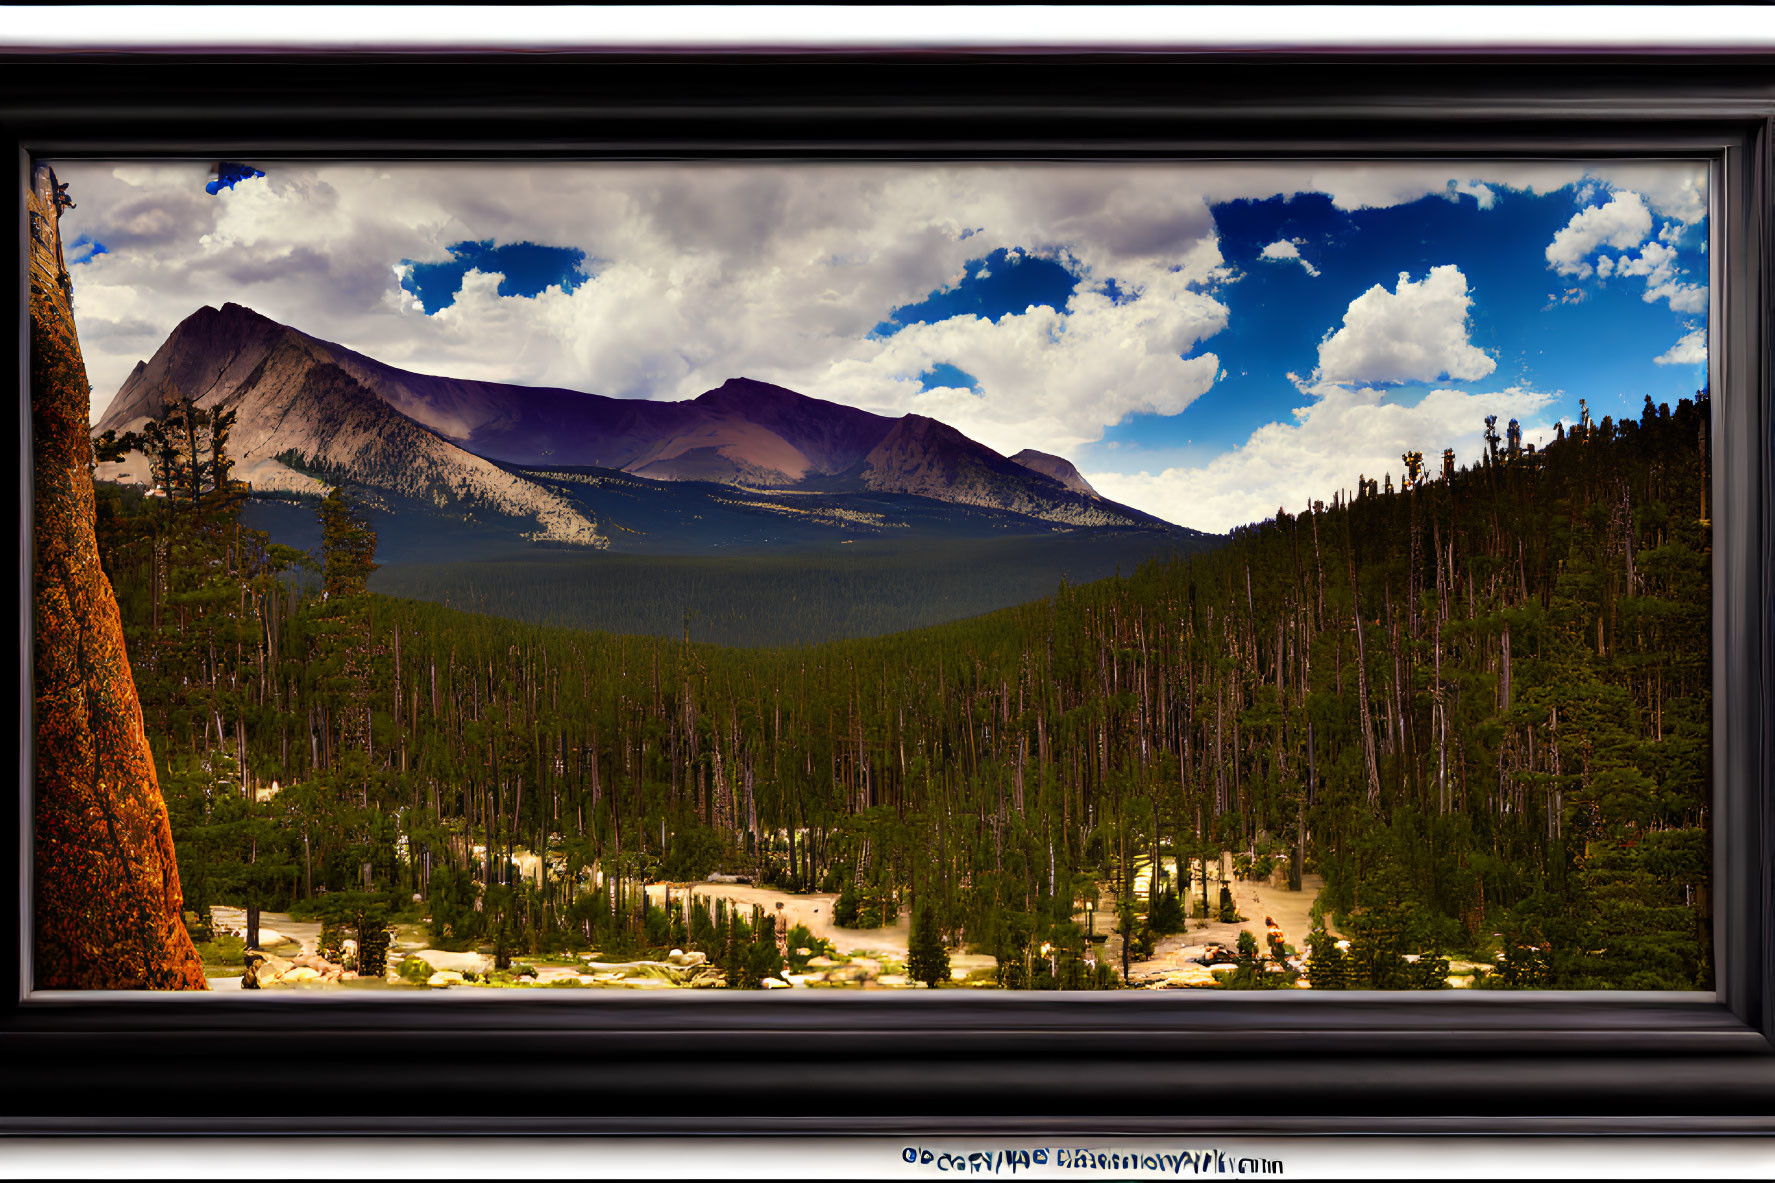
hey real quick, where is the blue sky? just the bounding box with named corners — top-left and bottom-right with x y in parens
top-left (56, 162), bottom-right (1709, 531)
top-left (1079, 185), bottom-right (1707, 476)
top-left (399, 240), bottom-right (589, 313)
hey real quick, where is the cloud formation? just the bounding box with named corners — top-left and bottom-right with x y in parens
top-left (1543, 189), bottom-right (1708, 314)
top-left (1546, 191), bottom-right (1653, 279)
top-left (1316, 265), bottom-right (1496, 385)
top-left (60, 163), bottom-right (1241, 454)
top-left (1654, 327), bottom-right (1707, 367)
top-left (51, 159), bottom-right (1708, 532)
top-left (1087, 381), bottom-right (1557, 534)
top-left (1259, 239), bottom-right (1320, 276)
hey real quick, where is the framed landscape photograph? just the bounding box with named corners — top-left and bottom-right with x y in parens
top-left (4, 49), bottom-right (1773, 1136)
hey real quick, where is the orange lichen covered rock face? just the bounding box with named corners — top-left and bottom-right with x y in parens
top-left (29, 162), bottom-right (206, 990)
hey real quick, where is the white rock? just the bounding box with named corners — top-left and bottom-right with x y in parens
top-left (426, 970), bottom-right (465, 987)
top-left (409, 948), bottom-right (488, 974)
top-left (761, 977), bottom-right (791, 989)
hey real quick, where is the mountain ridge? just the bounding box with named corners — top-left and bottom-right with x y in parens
top-left (93, 302), bottom-right (1193, 546)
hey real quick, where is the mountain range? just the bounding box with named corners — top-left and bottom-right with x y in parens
top-left (92, 303), bottom-right (1198, 553)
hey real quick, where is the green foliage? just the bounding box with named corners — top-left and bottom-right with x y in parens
top-left (1343, 908), bottom-right (1413, 991)
top-left (745, 907), bottom-right (785, 985)
top-left (428, 865), bottom-right (482, 949)
top-left (663, 824), bottom-right (727, 881)
top-left (907, 903), bottom-right (951, 987)
top-left (95, 394), bottom-right (1711, 990)
top-left (1147, 889), bottom-right (1187, 936)
top-left (1305, 926), bottom-right (1348, 990)
top-left (784, 924), bottom-right (836, 973)
top-left (372, 532), bottom-right (1205, 651)
top-left (194, 934), bottom-right (247, 968)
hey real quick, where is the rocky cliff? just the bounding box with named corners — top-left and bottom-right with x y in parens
top-left (1009, 448), bottom-right (1101, 499)
top-left (29, 163), bottom-right (207, 990)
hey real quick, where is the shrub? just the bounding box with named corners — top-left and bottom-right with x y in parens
top-left (196, 935), bottom-right (247, 968)
top-left (832, 882), bottom-right (862, 928)
top-left (1148, 890), bottom-right (1186, 935)
top-left (663, 825), bottom-right (726, 881)
top-left (906, 905), bottom-right (950, 988)
top-left (784, 924), bottom-right (836, 972)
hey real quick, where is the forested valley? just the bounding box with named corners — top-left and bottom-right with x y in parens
top-left (91, 392), bottom-right (1713, 990)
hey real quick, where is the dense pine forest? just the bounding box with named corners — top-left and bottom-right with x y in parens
top-left (364, 531), bottom-right (1202, 649)
top-left (91, 392), bottom-right (1712, 989)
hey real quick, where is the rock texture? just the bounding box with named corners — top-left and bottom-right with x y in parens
top-left (1009, 448), bottom-right (1101, 499)
top-left (94, 305), bottom-right (604, 546)
top-left (30, 163), bottom-right (206, 990)
top-left (858, 416), bottom-right (1161, 529)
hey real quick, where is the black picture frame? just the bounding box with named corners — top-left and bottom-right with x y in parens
top-left (3, 50), bottom-right (1772, 1136)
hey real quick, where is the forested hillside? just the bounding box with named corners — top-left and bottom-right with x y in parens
top-left (368, 532), bottom-right (1198, 648)
top-left (93, 392), bottom-right (1712, 989)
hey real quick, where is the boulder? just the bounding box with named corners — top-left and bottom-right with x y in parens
top-left (1159, 963), bottom-right (1218, 988)
top-left (244, 949), bottom-right (349, 988)
top-left (240, 953), bottom-right (291, 989)
top-left (409, 948), bottom-right (488, 974)
top-left (761, 977), bottom-right (791, 989)
top-left (426, 970), bottom-right (465, 988)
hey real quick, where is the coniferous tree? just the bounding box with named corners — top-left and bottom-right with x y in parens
top-left (907, 902), bottom-right (950, 987)
top-left (86, 393), bottom-right (1711, 990)
top-left (1306, 925), bottom-right (1348, 989)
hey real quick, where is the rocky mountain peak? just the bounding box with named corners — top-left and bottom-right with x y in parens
top-left (1010, 448), bottom-right (1101, 498)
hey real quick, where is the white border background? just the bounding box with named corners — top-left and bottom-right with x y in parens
top-left (2, 1136), bottom-right (1773, 1179)
top-left (0, 5), bottom-right (1773, 51)
top-left (7, 6), bottom-right (1772, 1177)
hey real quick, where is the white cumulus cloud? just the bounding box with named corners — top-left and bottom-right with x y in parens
top-left (1316, 265), bottom-right (1495, 386)
top-left (1086, 381), bottom-right (1557, 534)
top-left (1546, 191), bottom-right (1653, 278)
top-left (1654, 328), bottom-right (1707, 366)
top-left (1259, 239), bottom-right (1319, 277)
